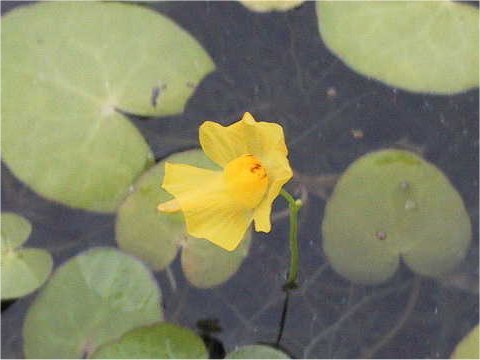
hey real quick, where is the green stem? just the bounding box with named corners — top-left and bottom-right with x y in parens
top-left (280, 189), bottom-right (302, 290)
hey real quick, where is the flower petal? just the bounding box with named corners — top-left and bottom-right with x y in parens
top-left (161, 162), bottom-right (253, 251)
top-left (241, 113), bottom-right (293, 231)
top-left (199, 120), bottom-right (248, 167)
top-left (242, 112), bottom-right (289, 159)
top-left (199, 112), bottom-right (288, 167)
top-left (253, 153), bottom-right (293, 232)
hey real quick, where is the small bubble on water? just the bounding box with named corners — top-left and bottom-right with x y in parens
top-left (400, 180), bottom-right (410, 190)
top-left (404, 199), bottom-right (417, 210)
top-left (326, 86), bottom-right (337, 98)
top-left (375, 231), bottom-right (387, 240)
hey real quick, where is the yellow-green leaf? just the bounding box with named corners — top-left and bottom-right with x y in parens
top-left (239, 0), bottom-right (304, 13)
top-left (322, 149), bottom-right (471, 284)
top-left (451, 325), bottom-right (479, 359)
top-left (1, 213), bottom-right (52, 300)
top-left (23, 248), bottom-right (163, 358)
top-left (2, 2), bottom-right (215, 212)
top-left (90, 322), bottom-right (208, 359)
top-left (116, 149), bottom-right (251, 288)
top-left (316, 2), bottom-right (479, 94)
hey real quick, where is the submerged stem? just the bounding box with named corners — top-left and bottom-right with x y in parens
top-left (280, 189), bottom-right (302, 290)
top-left (276, 188), bottom-right (303, 346)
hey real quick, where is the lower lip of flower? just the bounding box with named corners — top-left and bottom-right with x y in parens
top-left (224, 154), bottom-right (268, 208)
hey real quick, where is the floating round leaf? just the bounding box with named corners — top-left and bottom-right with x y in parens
top-left (2, 2), bottom-right (215, 212)
top-left (322, 149), bottom-right (471, 285)
top-left (116, 149), bottom-right (220, 271)
top-left (239, 0), bottom-right (304, 13)
top-left (1, 213), bottom-right (53, 300)
top-left (2, 249), bottom-right (53, 301)
top-left (226, 345), bottom-right (290, 359)
top-left (1, 212), bottom-right (32, 249)
top-left (23, 247), bottom-right (163, 358)
top-left (90, 322), bottom-right (208, 359)
top-left (116, 149), bottom-right (252, 288)
top-left (181, 233), bottom-right (251, 288)
top-left (451, 324), bottom-right (479, 359)
top-left (316, 2), bottom-right (479, 94)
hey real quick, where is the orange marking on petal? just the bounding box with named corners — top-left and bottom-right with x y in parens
top-left (224, 154), bottom-right (268, 209)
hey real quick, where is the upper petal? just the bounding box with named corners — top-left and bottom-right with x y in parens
top-left (199, 112), bottom-right (288, 167)
top-left (199, 120), bottom-right (248, 167)
top-left (242, 112), bottom-right (288, 159)
top-left (162, 162), bottom-right (253, 251)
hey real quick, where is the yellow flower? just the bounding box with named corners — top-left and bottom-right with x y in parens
top-left (157, 112), bottom-right (293, 251)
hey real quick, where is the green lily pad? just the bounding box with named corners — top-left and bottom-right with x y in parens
top-left (316, 2), bottom-right (479, 94)
top-left (2, 249), bottom-right (53, 301)
top-left (116, 149), bottom-right (219, 271)
top-left (239, 0), bottom-right (304, 13)
top-left (23, 247), bottom-right (163, 358)
top-left (182, 234), bottom-right (251, 288)
top-left (226, 344), bottom-right (290, 359)
top-left (90, 322), bottom-right (208, 359)
top-left (1, 212), bottom-right (32, 249)
top-left (451, 325), bottom-right (479, 359)
top-left (322, 149), bottom-right (471, 285)
top-left (116, 149), bottom-right (251, 288)
top-left (1, 213), bottom-right (53, 300)
top-left (2, 2), bottom-right (215, 212)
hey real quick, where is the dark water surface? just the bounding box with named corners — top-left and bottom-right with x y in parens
top-left (2, 1), bottom-right (478, 358)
